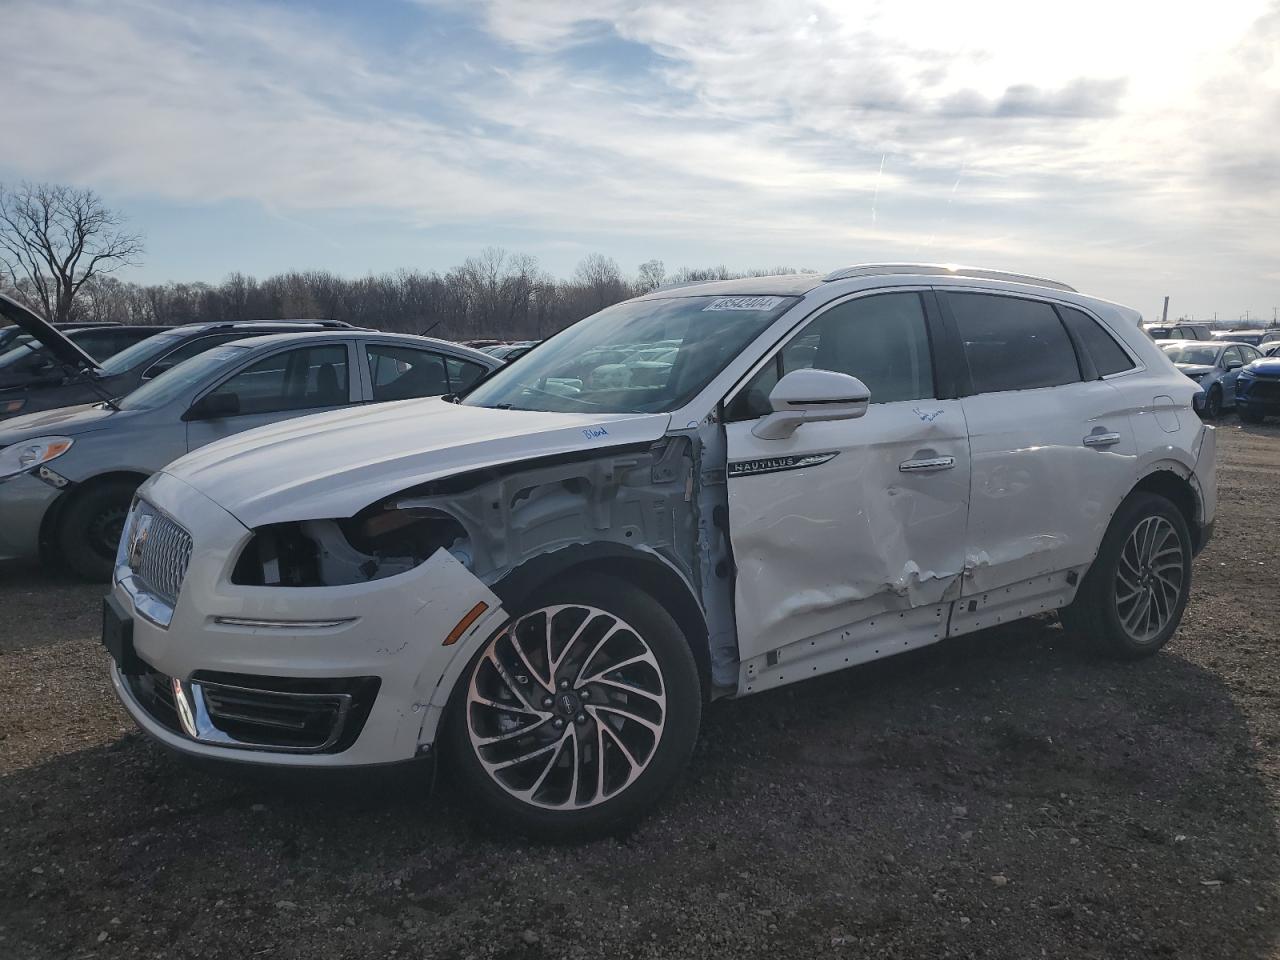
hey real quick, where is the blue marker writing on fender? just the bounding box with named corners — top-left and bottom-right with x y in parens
top-left (583, 426), bottom-right (609, 440)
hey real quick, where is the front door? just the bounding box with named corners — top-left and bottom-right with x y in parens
top-left (185, 343), bottom-right (355, 451)
top-left (723, 290), bottom-right (971, 667)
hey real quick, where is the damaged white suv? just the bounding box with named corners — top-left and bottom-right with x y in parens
top-left (105, 264), bottom-right (1216, 837)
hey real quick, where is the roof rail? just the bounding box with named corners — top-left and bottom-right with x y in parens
top-left (822, 263), bottom-right (1076, 293)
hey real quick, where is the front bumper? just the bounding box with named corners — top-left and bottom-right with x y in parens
top-left (1235, 377), bottom-right (1280, 414)
top-left (108, 471), bottom-right (506, 768)
top-left (0, 470), bottom-right (60, 561)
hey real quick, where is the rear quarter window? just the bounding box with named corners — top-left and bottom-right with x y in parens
top-left (1059, 307), bottom-right (1135, 377)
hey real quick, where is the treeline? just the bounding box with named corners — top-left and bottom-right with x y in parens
top-left (37, 250), bottom-right (808, 342)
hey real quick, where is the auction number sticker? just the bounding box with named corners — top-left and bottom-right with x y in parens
top-left (702, 296), bottom-right (783, 312)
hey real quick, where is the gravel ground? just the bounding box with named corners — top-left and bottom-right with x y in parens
top-left (2, 421), bottom-right (1279, 959)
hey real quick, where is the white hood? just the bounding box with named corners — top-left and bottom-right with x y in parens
top-left (163, 397), bottom-right (671, 528)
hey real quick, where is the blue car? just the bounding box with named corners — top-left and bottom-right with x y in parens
top-left (1235, 356), bottom-right (1280, 423)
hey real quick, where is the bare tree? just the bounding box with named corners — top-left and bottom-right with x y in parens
top-left (574, 253), bottom-right (625, 311)
top-left (0, 182), bottom-right (144, 322)
top-left (636, 259), bottom-right (666, 292)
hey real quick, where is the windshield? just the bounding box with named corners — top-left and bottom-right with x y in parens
top-left (1162, 344), bottom-right (1220, 365)
top-left (118, 345), bottom-right (251, 410)
top-left (464, 295), bottom-right (797, 413)
top-left (0, 338), bottom-right (40, 370)
top-left (99, 331), bottom-right (184, 376)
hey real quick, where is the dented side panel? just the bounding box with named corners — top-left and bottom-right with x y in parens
top-left (724, 400), bottom-right (970, 666)
top-left (959, 379), bottom-right (1138, 596)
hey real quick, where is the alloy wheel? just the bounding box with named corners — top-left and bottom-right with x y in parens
top-left (1114, 515), bottom-right (1185, 644)
top-left (465, 604), bottom-right (667, 810)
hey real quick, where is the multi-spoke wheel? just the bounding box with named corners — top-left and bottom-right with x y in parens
top-left (1061, 492), bottom-right (1192, 658)
top-left (446, 574), bottom-right (701, 838)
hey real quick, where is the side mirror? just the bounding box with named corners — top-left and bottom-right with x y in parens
top-left (752, 368), bottom-right (870, 440)
top-left (1227, 359), bottom-right (1243, 370)
top-left (185, 391), bottom-right (240, 421)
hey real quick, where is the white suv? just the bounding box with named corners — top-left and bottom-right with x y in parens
top-left (104, 264), bottom-right (1216, 837)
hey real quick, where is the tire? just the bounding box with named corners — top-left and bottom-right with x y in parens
top-left (1239, 405), bottom-right (1265, 424)
top-left (1061, 492), bottom-right (1192, 659)
top-left (1201, 385), bottom-right (1222, 420)
top-left (56, 478), bottom-right (140, 581)
top-left (444, 573), bottom-right (702, 840)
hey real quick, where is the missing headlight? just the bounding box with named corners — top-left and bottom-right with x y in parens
top-left (231, 508), bottom-right (469, 587)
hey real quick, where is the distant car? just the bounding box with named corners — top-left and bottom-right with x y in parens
top-left (484, 341), bottom-right (539, 362)
top-left (0, 297), bottom-right (361, 421)
top-left (1234, 355), bottom-right (1280, 423)
top-left (1144, 323), bottom-right (1212, 341)
top-left (1160, 339), bottom-right (1263, 418)
top-left (1211, 330), bottom-right (1271, 346)
top-left (0, 320), bottom-right (126, 353)
top-left (1258, 340), bottom-right (1280, 357)
top-left (0, 326), bottom-right (498, 579)
top-left (0, 325), bottom-right (172, 393)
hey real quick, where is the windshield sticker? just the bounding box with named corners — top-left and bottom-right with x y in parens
top-left (702, 296), bottom-right (783, 312)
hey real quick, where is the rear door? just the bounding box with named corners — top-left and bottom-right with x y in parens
top-left (938, 291), bottom-right (1138, 620)
top-left (184, 342), bottom-right (358, 450)
top-left (723, 289), bottom-right (971, 670)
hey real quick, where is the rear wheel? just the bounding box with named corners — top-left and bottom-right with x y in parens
top-left (56, 478), bottom-right (139, 581)
top-left (445, 573), bottom-right (701, 839)
top-left (1061, 492), bottom-right (1192, 659)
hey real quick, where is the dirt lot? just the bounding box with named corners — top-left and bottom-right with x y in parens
top-left (2, 421), bottom-right (1279, 960)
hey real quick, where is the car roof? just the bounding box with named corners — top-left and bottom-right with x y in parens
top-left (220, 329), bottom-right (501, 363)
top-left (641, 262), bottom-right (1079, 300)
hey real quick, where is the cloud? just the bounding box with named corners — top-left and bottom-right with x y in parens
top-left (1, 0), bottom-right (1277, 315)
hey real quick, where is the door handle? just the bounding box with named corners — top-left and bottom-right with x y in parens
top-left (899, 456), bottom-right (955, 473)
top-left (1083, 431), bottom-right (1121, 447)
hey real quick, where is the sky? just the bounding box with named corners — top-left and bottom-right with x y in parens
top-left (4, 0), bottom-right (1278, 322)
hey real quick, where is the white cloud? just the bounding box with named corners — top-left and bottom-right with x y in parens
top-left (3, 0), bottom-right (1277, 315)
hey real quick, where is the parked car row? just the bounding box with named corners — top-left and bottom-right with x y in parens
top-left (71, 263), bottom-right (1217, 838)
top-left (0, 296), bottom-right (500, 579)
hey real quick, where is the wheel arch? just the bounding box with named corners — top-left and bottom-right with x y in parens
top-left (40, 470), bottom-right (149, 556)
top-left (488, 543), bottom-right (713, 696)
top-left (1125, 464), bottom-right (1203, 552)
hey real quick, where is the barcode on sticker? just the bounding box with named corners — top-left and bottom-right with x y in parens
top-left (702, 296), bottom-right (783, 312)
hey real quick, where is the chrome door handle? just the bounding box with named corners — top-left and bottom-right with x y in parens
top-left (899, 456), bottom-right (955, 473)
top-left (1083, 432), bottom-right (1121, 447)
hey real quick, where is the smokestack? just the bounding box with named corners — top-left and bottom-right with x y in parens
top-left (1161, 296), bottom-right (1170, 324)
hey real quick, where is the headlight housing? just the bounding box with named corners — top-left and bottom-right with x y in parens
top-left (0, 435), bottom-right (74, 481)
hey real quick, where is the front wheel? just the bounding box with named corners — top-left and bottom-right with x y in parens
top-left (1061, 492), bottom-right (1192, 659)
top-left (445, 573), bottom-right (702, 839)
top-left (56, 478), bottom-right (140, 581)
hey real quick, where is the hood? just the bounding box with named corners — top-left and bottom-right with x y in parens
top-left (1174, 363), bottom-right (1215, 378)
top-left (1246, 358), bottom-right (1280, 377)
top-left (0, 294), bottom-right (100, 374)
top-left (164, 398), bottom-right (672, 528)
top-left (0, 401), bottom-right (132, 443)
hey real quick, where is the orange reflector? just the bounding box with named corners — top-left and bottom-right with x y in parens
top-left (443, 601), bottom-right (489, 646)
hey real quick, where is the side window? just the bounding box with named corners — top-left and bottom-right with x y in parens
top-left (208, 345), bottom-right (350, 415)
top-left (727, 292), bottom-right (934, 420)
top-left (1222, 346), bottom-right (1242, 368)
top-left (145, 334), bottom-right (246, 378)
top-left (947, 293), bottom-right (1080, 394)
top-left (366, 345), bottom-right (449, 401)
top-left (446, 357), bottom-right (488, 392)
top-left (1059, 307), bottom-right (1135, 377)
top-left (1242, 346), bottom-right (1262, 363)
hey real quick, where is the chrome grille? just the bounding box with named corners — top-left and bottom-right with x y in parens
top-left (130, 504), bottom-right (193, 607)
